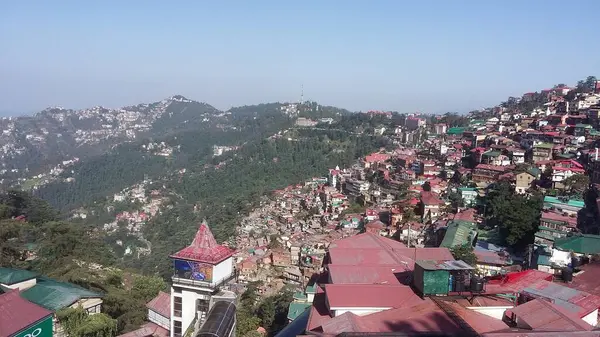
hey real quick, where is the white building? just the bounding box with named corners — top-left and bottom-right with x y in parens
top-left (168, 222), bottom-right (237, 337)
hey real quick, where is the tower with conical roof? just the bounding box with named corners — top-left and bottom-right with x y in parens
top-left (169, 221), bottom-right (235, 337)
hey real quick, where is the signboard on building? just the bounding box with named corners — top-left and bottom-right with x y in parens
top-left (174, 259), bottom-right (213, 282)
top-left (13, 315), bottom-right (53, 337)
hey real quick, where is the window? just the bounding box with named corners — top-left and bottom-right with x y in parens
top-left (174, 287), bottom-right (182, 294)
top-left (174, 296), bottom-right (182, 318)
top-left (174, 320), bottom-right (182, 337)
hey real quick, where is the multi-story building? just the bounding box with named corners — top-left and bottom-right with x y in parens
top-left (169, 222), bottom-right (236, 337)
top-left (344, 178), bottom-right (370, 197)
top-left (472, 164), bottom-right (509, 182)
top-left (532, 143), bottom-right (554, 162)
top-left (588, 104), bottom-right (600, 130)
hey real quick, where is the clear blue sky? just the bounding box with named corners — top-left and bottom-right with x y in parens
top-left (2, 1), bottom-right (600, 115)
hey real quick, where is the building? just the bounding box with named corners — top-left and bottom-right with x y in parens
top-left (0, 268), bottom-right (103, 337)
top-left (405, 117), bottom-right (425, 130)
top-left (434, 123), bottom-right (448, 134)
top-left (419, 191), bottom-right (444, 221)
top-left (457, 187), bottom-right (478, 206)
top-left (472, 164), bottom-right (510, 182)
top-left (0, 289), bottom-right (54, 337)
top-left (532, 143), bottom-right (554, 162)
top-left (169, 221), bottom-right (236, 337)
top-left (515, 169), bottom-right (539, 194)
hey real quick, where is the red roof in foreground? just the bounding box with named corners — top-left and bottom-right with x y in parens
top-left (486, 269), bottom-right (553, 294)
top-left (0, 290), bottom-right (52, 337)
top-left (325, 284), bottom-right (422, 308)
top-left (508, 298), bottom-right (593, 331)
top-left (117, 322), bottom-right (169, 337)
top-left (146, 291), bottom-right (171, 318)
top-left (170, 221), bottom-right (233, 264)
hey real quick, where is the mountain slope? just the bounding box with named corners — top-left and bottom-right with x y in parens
top-left (0, 96), bottom-right (221, 184)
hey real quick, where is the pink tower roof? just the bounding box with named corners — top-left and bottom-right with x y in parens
top-left (170, 221), bottom-right (233, 264)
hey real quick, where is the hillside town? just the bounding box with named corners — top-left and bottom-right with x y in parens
top-left (5, 80), bottom-right (600, 337)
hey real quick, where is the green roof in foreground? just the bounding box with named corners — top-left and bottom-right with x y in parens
top-left (21, 277), bottom-right (102, 312)
top-left (0, 267), bottom-right (38, 285)
top-left (440, 221), bottom-right (477, 248)
top-left (554, 234), bottom-right (600, 255)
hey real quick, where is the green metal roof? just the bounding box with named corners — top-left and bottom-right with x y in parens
top-left (458, 187), bottom-right (477, 192)
top-left (482, 151), bottom-right (501, 157)
top-left (534, 143), bottom-right (554, 149)
top-left (567, 200), bottom-right (585, 208)
top-left (528, 167), bottom-right (541, 177)
top-left (305, 283), bottom-right (317, 294)
top-left (440, 221), bottom-right (477, 248)
top-left (287, 302), bottom-right (311, 321)
top-left (0, 268), bottom-right (38, 285)
top-left (21, 277), bottom-right (102, 312)
top-left (575, 124), bottom-right (592, 128)
top-left (446, 127), bottom-right (466, 135)
top-left (293, 291), bottom-right (307, 301)
top-left (554, 235), bottom-right (600, 255)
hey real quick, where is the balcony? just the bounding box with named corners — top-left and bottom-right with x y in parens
top-left (172, 272), bottom-right (236, 290)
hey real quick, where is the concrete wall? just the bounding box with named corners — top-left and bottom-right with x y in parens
top-left (213, 257), bottom-right (234, 283)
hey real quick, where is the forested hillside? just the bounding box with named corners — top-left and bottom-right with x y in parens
top-left (19, 100), bottom-right (391, 278)
top-left (129, 131), bottom-right (391, 277)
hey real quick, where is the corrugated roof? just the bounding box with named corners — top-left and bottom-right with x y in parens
top-left (0, 290), bottom-right (53, 337)
top-left (328, 232), bottom-right (406, 250)
top-left (509, 298), bottom-right (593, 331)
top-left (440, 221), bottom-right (477, 248)
top-left (21, 277), bottom-right (102, 311)
top-left (522, 280), bottom-right (600, 317)
top-left (328, 265), bottom-right (403, 285)
top-left (324, 284), bottom-right (423, 308)
top-left (0, 268), bottom-right (38, 285)
top-left (416, 260), bottom-right (475, 271)
top-left (146, 291), bottom-right (170, 318)
top-left (287, 302), bottom-right (311, 321)
top-left (554, 235), bottom-right (600, 255)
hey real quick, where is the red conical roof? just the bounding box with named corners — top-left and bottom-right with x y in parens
top-left (170, 221), bottom-right (233, 264)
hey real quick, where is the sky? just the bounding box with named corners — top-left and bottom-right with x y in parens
top-left (2, 1), bottom-right (600, 115)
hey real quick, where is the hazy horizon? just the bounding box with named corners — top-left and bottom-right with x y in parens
top-left (2, 0), bottom-right (600, 116)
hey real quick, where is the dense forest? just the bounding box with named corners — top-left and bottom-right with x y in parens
top-left (127, 131), bottom-right (391, 278)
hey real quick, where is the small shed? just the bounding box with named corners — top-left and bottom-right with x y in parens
top-left (413, 260), bottom-right (475, 296)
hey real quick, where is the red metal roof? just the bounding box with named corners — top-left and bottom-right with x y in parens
top-left (486, 269), bottom-right (553, 294)
top-left (509, 298), bottom-right (593, 331)
top-left (0, 290), bottom-right (52, 337)
top-left (420, 191), bottom-right (444, 205)
top-left (570, 263), bottom-right (600, 297)
top-left (328, 232), bottom-right (405, 250)
top-left (117, 322), bottom-right (169, 337)
top-left (325, 284), bottom-right (423, 308)
top-left (327, 265), bottom-right (403, 285)
top-left (169, 221), bottom-right (233, 264)
top-left (146, 291), bottom-right (171, 319)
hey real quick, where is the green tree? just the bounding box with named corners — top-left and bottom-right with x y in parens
top-left (483, 182), bottom-right (543, 248)
top-left (446, 191), bottom-right (464, 213)
top-left (563, 174), bottom-right (590, 197)
top-left (131, 275), bottom-right (167, 301)
top-left (57, 307), bottom-right (117, 337)
top-left (450, 244), bottom-right (477, 266)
